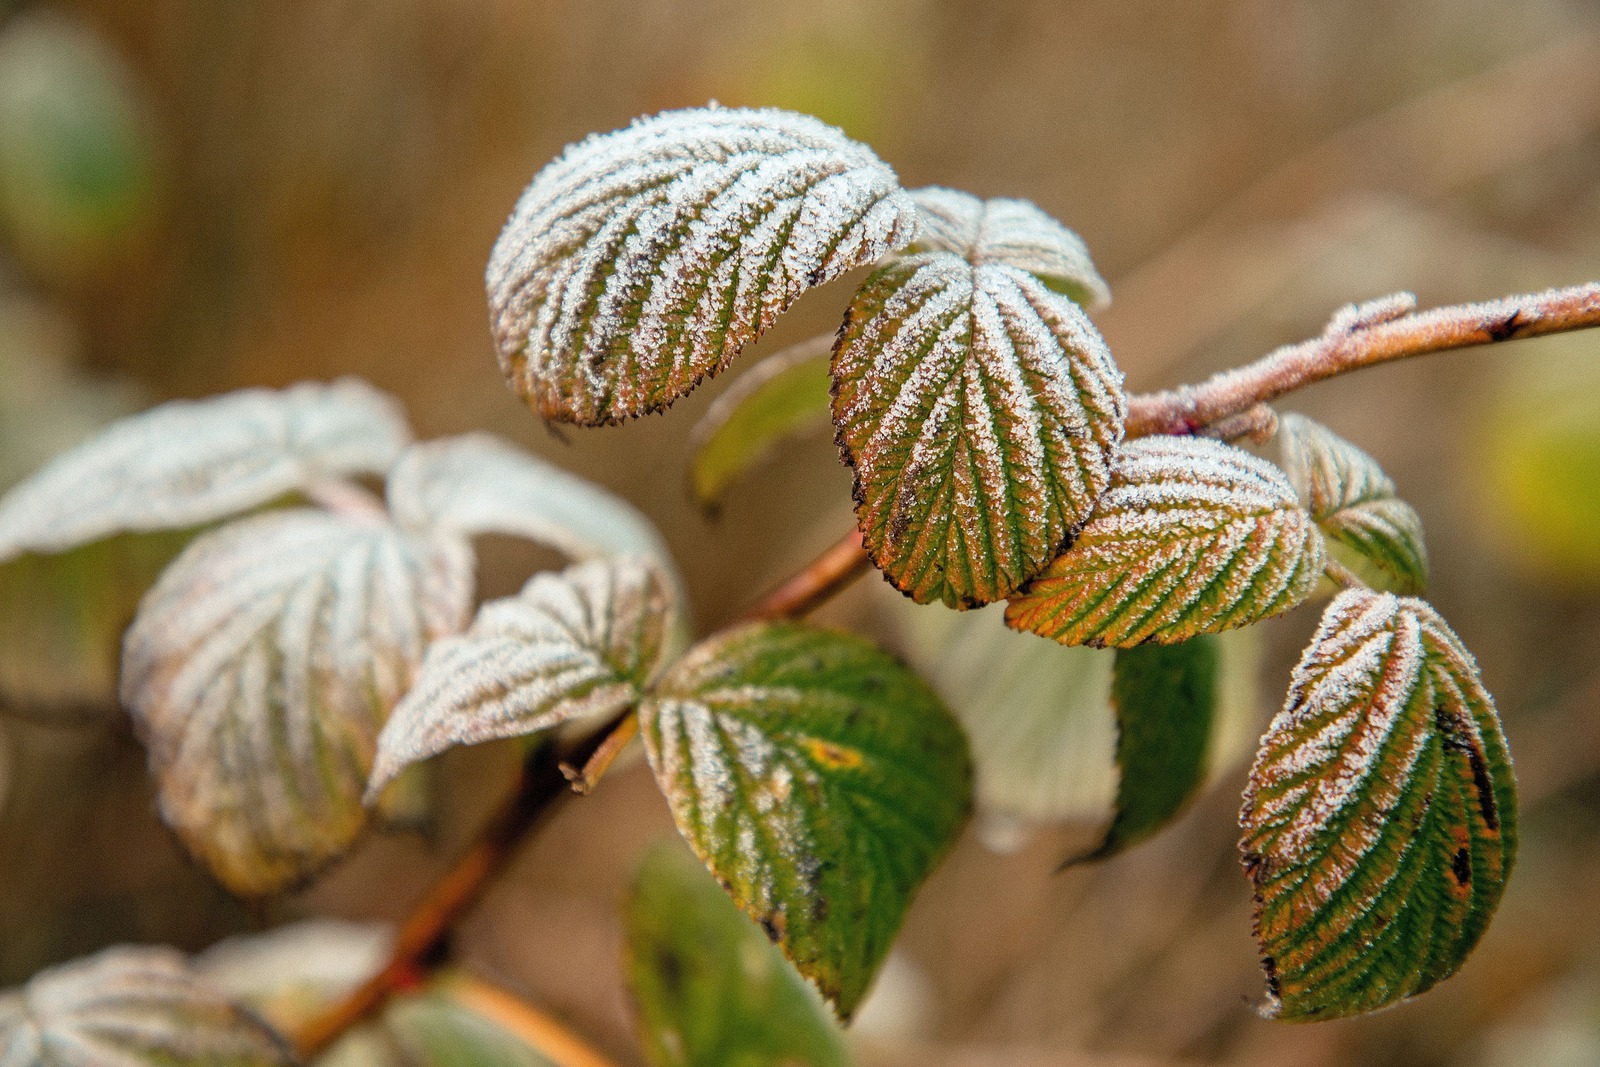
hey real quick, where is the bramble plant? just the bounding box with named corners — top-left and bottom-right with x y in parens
top-left (2, 105), bottom-right (1599, 1065)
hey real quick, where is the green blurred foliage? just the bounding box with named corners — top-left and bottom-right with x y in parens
top-left (1480, 342), bottom-right (1600, 585)
top-left (0, 14), bottom-right (160, 285)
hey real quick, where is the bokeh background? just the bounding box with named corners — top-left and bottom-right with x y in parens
top-left (3, 1), bottom-right (1600, 1065)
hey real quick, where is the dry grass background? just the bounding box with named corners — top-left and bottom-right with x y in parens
top-left (3, 1), bottom-right (1600, 1064)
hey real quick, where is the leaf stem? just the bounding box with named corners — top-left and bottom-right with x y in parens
top-left (1124, 282), bottom-right (1600, 437)
top-left (1323, 559), bottom-right (1365, 590)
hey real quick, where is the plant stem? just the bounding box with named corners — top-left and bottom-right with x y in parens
top-left (739, 528), bottom-right (871, 623)
top-left (1124, 282), bottom-right (1600, 437)
top-left (291, 280), bottom-right (1600, 1058)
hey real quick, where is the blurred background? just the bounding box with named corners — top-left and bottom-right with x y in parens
top-left (2, 1), bottom-right (1599, 1064)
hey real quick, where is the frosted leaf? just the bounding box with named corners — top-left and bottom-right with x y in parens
top-left (688, 334), bottom-right (833, 513)
top-left (832, 252), bottom-right (1125, 608)
top-left (368, 556), bottom-right (677, 796)
top-left (638, 621), bottom-right (971, 1019)
top-left (0, 379), bottom-right (411, 563)
top-left (1005, 436), bottom-right (1323, 647)
top-left (487, 106), bottom-right (917, 425)
top-left (1239, 589), bottom-right (1516, 1021)
top-left (386, 433), bottom-right (677, 579)
top-left (1278, 413), bottom-right (1429, 594)
top-left (907, 187), bottom-right (1110, 311)
top-left (0, 945), bottom-right (291, 1067)
top-left (120, 509), bottom-right (473, 896)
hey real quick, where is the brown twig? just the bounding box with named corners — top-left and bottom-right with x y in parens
top-left (739, 528), bottom-right (872, 623)
top-left (1124, 282), bottom-right (1600, 437)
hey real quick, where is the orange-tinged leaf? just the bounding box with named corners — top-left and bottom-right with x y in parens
top-left (1005, 436), bottom-right (1323, 647)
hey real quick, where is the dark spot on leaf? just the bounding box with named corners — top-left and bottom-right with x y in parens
top-left (1452, 846), bottom-right (1472, 886)
top-left (655, 946), bottom-right (684, 996)
top-left (1261, 953), bottom-right (1281, 1000)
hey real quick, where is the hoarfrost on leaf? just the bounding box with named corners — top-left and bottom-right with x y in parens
top-left (487, 105), bottom-right (917, 425)
top-left (637, 621), bottom-right (971, 1020)
top-left (119, 509), bottom-right (473, 896)
top-left (1239, 589), bottom-right (1516, 1020)
top-left (0, 379), bottom-right (411, 562)
top-left (368, 556), bottom-right (678, 797)
top-left (907, 187), bottom-right (1110, 311)
top-left (832, 251), bottom-right (1125, 608)
top-left (1005, 436), bottom-right (1324, 647)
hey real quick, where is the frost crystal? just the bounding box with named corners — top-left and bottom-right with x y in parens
top-left (1239, 588), bottom-right (1516, 1021)
top-left (486, 106), bottom-right (917, 425)
top-left (1277, 413), bottom-right (1428, 594)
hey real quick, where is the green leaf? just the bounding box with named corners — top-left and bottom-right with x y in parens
top-left (1277, 413), bottom-right (1428, 594)
top-left (832, 252), bottom-right (1125, 608)
top-left (0, 15), bottom-right (159, 282)
top-left (1079, 638), bottom-right (1219, 862)
top-left (906, 187), bottom-right (1110, 311)
top-left (625, 841), bottom-right (851, 1067)
top-left (486, 106), bottom-right (916, 425)
top-left (0, 945), bottom-right (292, 1067)
top-left (1239, 589), bottom-right (1517, 1021)
top-left (0, 379), bottom-right (412, 563)
top-left (688, 334), bottom-right (833, 513)
top-left (1005, 436), bottom-right (1324, 647)
top-left (638, 621), bottom-right (972, 1019)
top-left (368, 556), bottom-right (678, 797)
top-left (119, 509), bottom-right (474, 896)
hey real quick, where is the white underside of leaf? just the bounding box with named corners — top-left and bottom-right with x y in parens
top-left (119, 509), bottom-right (472, 896)
top-left (0, 379), bottom-right (411, 563)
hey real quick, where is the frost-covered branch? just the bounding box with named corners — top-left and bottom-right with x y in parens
top-left (1124, 282), bottom-right (1600, 437)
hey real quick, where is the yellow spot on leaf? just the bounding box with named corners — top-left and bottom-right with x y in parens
top-left (804, 738), bottom-right (863, 770)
